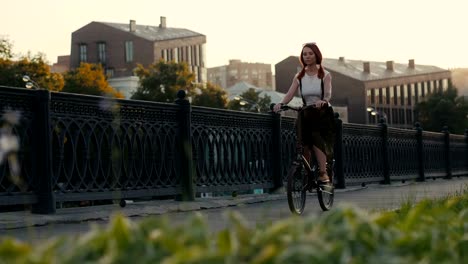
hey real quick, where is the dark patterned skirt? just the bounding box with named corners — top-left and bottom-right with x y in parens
top-left (296, 104), bottom-right (336, 162)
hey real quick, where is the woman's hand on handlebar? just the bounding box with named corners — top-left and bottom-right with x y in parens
top-left (313, 100), bottom-right (328, 109)
top-left (273, 103), bottom-right (284, 112)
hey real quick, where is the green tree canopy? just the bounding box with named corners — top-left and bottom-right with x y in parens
top-left (62, 63), bottom-right (123, 98)
top-left (415, 85), bottom-right (468, 134)
top-left (131, 60), bottom-right (195, 102)
top-left (227, 88), bottom-right (271, 113)
top-left (191, 82), bottom-right (228, 109)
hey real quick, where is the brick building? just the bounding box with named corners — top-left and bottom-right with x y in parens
top-left (275, 56), bottom-right (451, 128)
top-left (70, 17), bottom-right (206, 97)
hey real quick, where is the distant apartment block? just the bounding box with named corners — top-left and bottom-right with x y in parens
top-left (70, 17), bottom-right (206, 97)
top-left (208, 60), bottom-right (273, 90)
top-left (451, 68), bottom-right (468, 97)
top-left (275, 56), bottom-right (451, 128)
top-left (51, 55), bottom-right (70, 73)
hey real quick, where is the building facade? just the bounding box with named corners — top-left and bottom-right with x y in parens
top-left (70, 17), bottom-right (206, 97)
top-left (275, 56), bottom-right (451, 128)
top-left (208, 60), bottom-right (273, 90)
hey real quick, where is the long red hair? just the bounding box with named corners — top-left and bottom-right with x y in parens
top-left (297, 43), bottom-right (325, 80)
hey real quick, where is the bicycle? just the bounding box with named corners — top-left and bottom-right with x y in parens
top-left (274, 104), bottom-right (335, 214)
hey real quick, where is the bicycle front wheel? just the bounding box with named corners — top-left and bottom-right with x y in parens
top-left (317, 184), bottom-right (334, 211)
top-left (287, 163), bottom-right (307, 215)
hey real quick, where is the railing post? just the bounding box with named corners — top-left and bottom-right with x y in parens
top-left (379, 118), bottom-right (390, 184)
top-left (174, 90), bottom-right (195, 201)
top-left (270, 111), bottom-right (283, 192)
top-left (465, 129), bottom-right (468, 172)
top-left (415, 122), bottom-right (425, 182)
top-left (31, 90), bottom-right (55, 214)
top-left (333, 112), bottom-right (345, 189)
top-left (442, 126), bottom-right (452, 179)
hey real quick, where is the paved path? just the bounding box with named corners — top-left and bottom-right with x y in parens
top-left (1, 177), bottom-right (467, 242)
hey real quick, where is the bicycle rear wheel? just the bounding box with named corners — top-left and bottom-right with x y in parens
top-left (287, 163), bottom-right (307, 215)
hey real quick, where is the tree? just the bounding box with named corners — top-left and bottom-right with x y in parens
top-left (415, 85), bottom-right (468, 134)
top-left (62, 63), bottom-right (123, 98)
top-left (131, 60), bottom-right (195, 102)
top-left (227, 88), bottom-right (271, 113)
top-left (0, 53), bottom-right (64, 91)
top-left (0, 37), bottom-right (13, 59)
top-left (191, 82), bottom-right (228, 109)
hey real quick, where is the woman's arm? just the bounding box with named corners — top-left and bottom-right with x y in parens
top-left (273, 75), bottom-right (300, 111)
top-left (323, 72), bottom-right (332, 102)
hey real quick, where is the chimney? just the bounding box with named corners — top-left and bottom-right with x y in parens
top-left (363, 62), bottom-right (370, 73)
top-left (386, 60), bottom-right (394, 71)
top-left (408, 59), bottom-right (415, 69)
top-left (159, 16), bottom-right (166, 28)
top-left (339, 56), bottom-right (345, 62)
top-left (129, 20), bottom-right (136, 32)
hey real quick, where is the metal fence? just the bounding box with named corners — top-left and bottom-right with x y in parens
top-left (1, 86), bottom-right (467, 214)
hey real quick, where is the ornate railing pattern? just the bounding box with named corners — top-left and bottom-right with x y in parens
top-left (422, 131), bottom-right (447, 178)
top-left (280, 117), bottom-right (297, 182)
top-left (387, 127), bottom-right (419, 181)
top-left (450, 134), bottom-right (468, 176)
top-left (0, 86), bottom-right (467, 212)
top-left (342, 124), bottom-right (384, 185)
top-left (0, 87), bottom-right (37, 206)
top-left (49, 93), bottom-right (181, 202)
top-left (191, 107), bottom-right (274, 193)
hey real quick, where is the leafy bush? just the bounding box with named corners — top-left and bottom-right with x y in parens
top-left (1, 193), bottom-right (468, 263)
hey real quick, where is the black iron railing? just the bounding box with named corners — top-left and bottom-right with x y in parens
top-left (1, 85), bottom-right (467, 214)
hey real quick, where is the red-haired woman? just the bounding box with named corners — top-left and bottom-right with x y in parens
top-left (273, 42), bottom-right (335, 183)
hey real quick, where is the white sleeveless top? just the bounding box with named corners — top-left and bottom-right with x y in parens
top-left (296, 70), bottom-right (332, 106)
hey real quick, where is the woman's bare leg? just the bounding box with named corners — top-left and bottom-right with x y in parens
top-left (312, 145), bottom-right (329, 182)
top-left (303, 145), bottom-right (311, 163)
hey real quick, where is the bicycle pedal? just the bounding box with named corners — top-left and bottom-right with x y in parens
top-left (319, 185), bottom-right (334, 194)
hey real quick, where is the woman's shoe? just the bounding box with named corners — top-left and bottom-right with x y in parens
top-left (318, 171), bottom-right (330, 184)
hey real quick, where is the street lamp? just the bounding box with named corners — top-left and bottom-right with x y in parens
top-left (22, 75), bottom-right (40, 90)
top-left (366, 106), bottom-right (387, 123)
top-left (233, 95), bottom-right (260, 112)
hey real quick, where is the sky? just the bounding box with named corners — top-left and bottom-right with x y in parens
top-left (1, 0), bottom-right (467, 72)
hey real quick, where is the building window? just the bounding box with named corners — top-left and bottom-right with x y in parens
top-left (385, 87), bottom-right (390, 105)
top-left (97, 42), bottom-right (106, 63)
top-left (420, 82), bottom-right (425, 99)
top-left (125, 41), bottom-right (133, 62)
top-left (106, 68), bottom-right (114, 78)
top-left (79, 44), bottom-right (87, 62)
top-left (400, 85), bottom-right (405, 106)
top-left (409, 84), bottom-right (415, 106)
top-left (415, 83), bottom-right (421, 103)
top-left (403, 85), bottom-right (409, 105)
top-left (442, 79), bottom-right (449, 90)
top-left (370, 89), bottom-right (375, 104)
top-left (375, 89), bottom-right (380, 105)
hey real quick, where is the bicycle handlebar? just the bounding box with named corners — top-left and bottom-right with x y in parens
top-left (269, 103), bottom-right (302, 113)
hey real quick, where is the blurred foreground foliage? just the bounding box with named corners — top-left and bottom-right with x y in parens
top-left (1, 190), bottom-right (467, 263)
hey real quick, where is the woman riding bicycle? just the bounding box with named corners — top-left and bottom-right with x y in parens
top-left (273, 42), bottom-right (335, 184)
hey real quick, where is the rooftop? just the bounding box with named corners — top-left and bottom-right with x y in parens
top-left (282, 56), bottom-right (450, 82)
top-left (99, 20), bottom-right (204, 42)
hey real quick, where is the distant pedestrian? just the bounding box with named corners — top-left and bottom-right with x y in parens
top-left (273, 42), bottom-right (335, 183)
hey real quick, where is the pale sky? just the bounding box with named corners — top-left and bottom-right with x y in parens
top-left (2, 0), bottom-right (467, 71)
